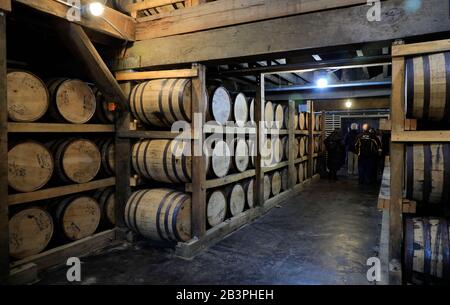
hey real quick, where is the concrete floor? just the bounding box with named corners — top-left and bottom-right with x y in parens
top-left (39, 175), bottom-right (382, 285)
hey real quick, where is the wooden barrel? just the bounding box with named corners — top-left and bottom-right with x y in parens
top-left (96, 138), bottom-right (115, 176)
top-left (284, 107), bottom-right (298, 130)
top-left (264, 101), bottom-right (274, 128)
top-left (305, 137), bottom-right (309, 155)
top-left (315, 114), bottom-right (322, 131)
top-left (226, 183), bottom-right (245, 217)
top-left (232, 93), bottom-right (249, 127)
top-left (273, 104), bottom-right (284, 129)
top-left (125, 189), bottom-right (191, 242)
top-left (8, 141), bottom-right (54, 192)
top-left (249, 98), bottom-right (255, 124)
top-left (298, 112), bottom-right (306, 130)
top-left (314, 136), bottom-right (320, 153)
top-left (47, 78), bottom-right (96, 124)
top-left (270, 171), bottom-right (282, 196)
top-left (262, 138), bottom-right (272, 167)
top-left (130, 79), bottom-right (191, 127)
top-left (229, 138), bottom-right (249, 173)
top-left (92, 86), bottom-right (115, 123)
top-left (281, 168), bottom-right (289, 191)
top-left (206, 190), bottom-right (227, 227)
top-left (299, 137), bottom-right (306, 157)
top-left (9, 207), bottom-right (53, 259)
top-left (247, 138), bottom-right (256, 168)
top-left (305, 113), bottom-right (309, 130)
top-left (263, 174), bottom-right (271, 201)
top-left (405, 143), bottom-right (450, 204)
top-left (204, 137), bottom-right (231, 178)
top-left (7, 71), bottom-right (49, 122)
top-left (298, 163), bottom-right (305, 183)
top-left (281, 136), bottom-right (288, 161)
top-left (207, 86), bottom-right (232, 125)
top-left (406, 52), bottom-right (450, 122)
top-left (272, 137), bottom-right (283, 164)
top-left (132, 139), bottom-right (191, 183)
top-left (48, 138), bottom-right (101, 184)
top-left (404, 217), bottom-right (450, 284)
top-left (243, 179), bottom-right (255, 208)
top-left (54, 196), bottom-right (101, 241)
top-left (93, 187), bottom-right (115, 227)
top-left (313, 158), bottom-right (318, 174)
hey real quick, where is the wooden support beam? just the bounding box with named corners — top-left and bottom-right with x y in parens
top-left (117, 0), bottom-right (449, 69)
top-left (115, 83), bottom-right (132, 228)
top-left (115, 68), bottom-right (198, 81)
top-left (389, 55), bottom-right (405, 285)
top-left (119, 0), bottom-right (184, 13)
top-left (60, 23), bottom-right (129, 112)
top-left (254, 75), bottom-right (265, 206)
top-left (191, 64), bottom-right (207, 238)
top-left (0, 0), bottom-right (11, 11)
top-left (392, 38), bottom-right (450, 57)
top-left (392, 131), bottom-right (450, 142)
top-left (135, 0), bottom-right (368, 40)
top-left (307, 101), bottom-right (314, 178)
top-left (15, 0), bottom-right (136, 41)
top-left (8, 123), bottom-right (115, 133)
top-left (0, 11), bottom-right (8, 284)
top-left (288, 101), bottom-right (296, 189)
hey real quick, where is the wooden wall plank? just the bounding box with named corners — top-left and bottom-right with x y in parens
top-left (0, 11), bottom-right (8, 284)
top-left (117, 0), bottom-right (450, 69)
top-left (15, 0), bottom-right (135, 41)
top-left (135, 0), bottom-right (368, 40)
top-left (389, 55), bottom-right (405, 285)
top-left (191, 64), bottom-right (207, 238)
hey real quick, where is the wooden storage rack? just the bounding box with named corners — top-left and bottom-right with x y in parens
top-left (116, 67), bottom-right (324, 258)
top-left (389, 38), bottom-right (450, 284)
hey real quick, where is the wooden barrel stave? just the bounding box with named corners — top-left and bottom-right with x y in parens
top-left (226, 183), bottom-right (246, 217)
top-left (229, 138), bottom-right (249, 173)
top-left (204, 137), bottom-right (231, 178)
top-left (243, 179), bottom-right (255, 209)
top-left (232, 92), bottom-right (249, 127)
top-left (96, 138), bottom-right (115, 176)
top-left (92, 86), bottom-right (115, 123)
top-left (93, 187), bottom-right (116, 227)
top-left (263, 175), bottom-right (271, 201)
top-left (270, 171), bottom-right (282, 196)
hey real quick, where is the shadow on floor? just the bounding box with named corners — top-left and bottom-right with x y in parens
top-left (39, 175), bottom-right (382, 285)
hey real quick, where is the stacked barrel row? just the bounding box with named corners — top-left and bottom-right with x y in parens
top-left (401, 51), bottom-right (450, 284)
top-left (6, 70), bottom-right (117, 261)
top-left (8, 137), bottom-right (115, 193)
top-left (7, 70), bottom-right (115, 124)
top-left (9, 188), bottom-right (116, 259)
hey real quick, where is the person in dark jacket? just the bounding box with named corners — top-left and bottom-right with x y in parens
top-left (344, 123), bottom-right (359, 176)
top-left (324, 128), bottom-right (345, 180)
top-left (355, 124), bottom-right (382, 184)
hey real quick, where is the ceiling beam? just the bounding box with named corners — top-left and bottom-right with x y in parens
top-left (14, 0), bottom-right (136, 41)
top-left (135, 0), bottom-right (369, 40)
top-left (314, 97), bottom-right (390, 111)
top-left (116, 0), bottom-right (450, 70)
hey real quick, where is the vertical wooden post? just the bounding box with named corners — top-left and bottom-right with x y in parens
top-left (115, 83), bottom-right (132, 229)
top-left (288, 101), bottom-right (296, 189)
top-left (191, 63), bottom-right (207, 238)
top-left (254, 74), bottom-right (265, 206)
top-left (389, 55), bottom-right (406, 284)
top-left (0, 11), bottom-right (9, 283)
top-left (307, 100), bottom-right (314, 178)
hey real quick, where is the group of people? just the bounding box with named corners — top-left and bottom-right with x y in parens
top-left (324, 123), bottom-right (383, 185)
